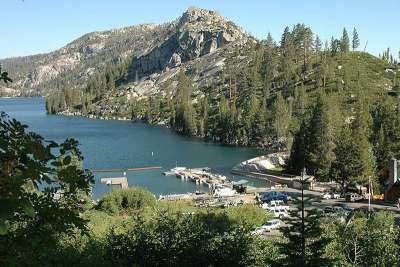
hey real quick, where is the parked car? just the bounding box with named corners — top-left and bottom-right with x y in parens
top-left (260, 191), bottom-right (290, 203)
top-left (250, 219), bottom-right (282, 235)
top-left (263, 219), bottom-right (281, 231)
top-left (346, 193), bottom-right (363, 202)
top-left (321, 191), bottom-right (341, 200)
top-left (261, 200), bottom-right (290, 211)
top-left (372, 194), bottom-right (384, 200)
top-left (251, 226), bottom-right (267, 235)
top-left (330, 192), bottom-right (341, 199)
top-left (321, 192), bottom-right (332, 200)
top-left (273, 208), bottom-right (288, 219)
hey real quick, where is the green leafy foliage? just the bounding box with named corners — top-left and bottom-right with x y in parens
top-left (104, 209), bottom-right (272, 267)
top-left (273, 177), bottom-right (333, 266)
top-left (0, 113), bottom-right (94, 266)
top-left (97, 187), bottom-right (156, 215)
top-left (325, 210), bottom-right (400, 266)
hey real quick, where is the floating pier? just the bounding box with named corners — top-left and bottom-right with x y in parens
top-left (164, 167), bottom-right (232, 188)
top-left (91, 166), bottom-right (161, 173)
top-left (100, 177), bottom-right (129, 189)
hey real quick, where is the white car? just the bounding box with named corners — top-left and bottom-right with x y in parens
top-left (261, 200), bottom-right (290, 211)
top-left (251, 226), bottom-right (267, 235)
top-left (263, 219), bottom-right (281, 231)
top-left (250, 220), bottom-right (281, 235)
top-left (274, 208), bottom-right (288, 218)
top-left (330, 192), bottom-right (341, 199)
top-left (321, 192), bottom-right (332, 200)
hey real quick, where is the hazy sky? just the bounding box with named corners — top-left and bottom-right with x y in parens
top-left (2, 0), bottom-right (399, 59)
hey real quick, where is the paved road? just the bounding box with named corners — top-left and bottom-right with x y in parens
top-left (258, 189), bottom-right (400, 238)
top-left (255, 187), bottom-right (400, 226)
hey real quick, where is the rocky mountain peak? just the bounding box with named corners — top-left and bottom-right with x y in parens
top-left (0, 7), bottom-right (249, 96)
top-left (178, 7), bottom-right (224, 27)
top-left (129, 7), bottom-right (248, 76)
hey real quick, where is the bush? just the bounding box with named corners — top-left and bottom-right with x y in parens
top-left (225, 204), bottom-right (272, 228)
top-left (97, 187), bottom-right (156, 215)
top-left (104, 209), bottom-right (277, 267)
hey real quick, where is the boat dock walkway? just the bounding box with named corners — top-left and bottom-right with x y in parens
top-left (164, 167), bottom-right (232, 188)
top-left (100, 177), bottom-right (129, 189)
top-left (91, 166), bottom-right (161, 173)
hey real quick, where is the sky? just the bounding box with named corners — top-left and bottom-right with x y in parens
top-left (2, 0), bottom-right (399, 59)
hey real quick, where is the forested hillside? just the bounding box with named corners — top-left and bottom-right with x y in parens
top-left (46, 21), bottom-right (400, 187)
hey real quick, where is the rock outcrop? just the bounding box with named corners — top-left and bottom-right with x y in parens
top-left (0, 7), bottom-right (249, 97)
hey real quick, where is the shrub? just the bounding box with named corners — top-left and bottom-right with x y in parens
top-left (97, 187), bottom-right (156, 215)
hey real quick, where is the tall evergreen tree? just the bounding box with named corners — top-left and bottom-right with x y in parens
top-left (287, 120), bottom-right (307, 174)
top-left (314, 35), bottom-right (322, 61)
top-left (352, 27), bottom-right (360, 51)
top-left (270, 92), bottom-right (290, 143)
top-left (340, 28), bottom-right (350, 53)
top-left (306, 92), bottom-right (335, 181)
top-left (274, 175), bottom-right (332, 266)
top-left (330, 125), bottom-right (360, 191)
top-left (174, 71), bottom-right (197, 136)
top-left (351, 97), bottom-right (375, 184)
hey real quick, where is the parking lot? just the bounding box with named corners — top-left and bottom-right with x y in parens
top-left (277, 187), bottom-right (400, 213)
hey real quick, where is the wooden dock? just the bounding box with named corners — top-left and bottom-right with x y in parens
top-left (168, 167), bottom-right (232, 188)
top-left (100, 177), bottom-right (129, 189)
top-left (91, 166), bottom-right (161, 173)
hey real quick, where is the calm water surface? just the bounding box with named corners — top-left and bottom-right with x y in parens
top-left (1, 97), bottom-right (265, 198)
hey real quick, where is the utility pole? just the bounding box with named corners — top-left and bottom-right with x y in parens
top-left (368, 175), bottom-right (371, 218)
top-left (301, 168), bottom-right (305, 266)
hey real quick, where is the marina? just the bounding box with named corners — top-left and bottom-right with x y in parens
top-left (163, 166), bottom-right (234, 189)
top-left (1, 97), bottom-right (262, 198)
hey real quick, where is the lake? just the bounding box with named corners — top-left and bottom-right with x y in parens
top-left (0, 97), bottom-right (265, 199)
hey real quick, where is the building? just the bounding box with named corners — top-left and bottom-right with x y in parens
top-left (385, 158), bottom-right (400, 202)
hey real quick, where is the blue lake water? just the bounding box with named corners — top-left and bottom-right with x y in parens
top-left (0, 97), bottom-right (265, 198)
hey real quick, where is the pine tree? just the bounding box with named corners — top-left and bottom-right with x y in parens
top-left (216, 96), bottom-right (232, 143)
top-left (352, 27), bottom-right (360, 51)
top-left (199, 97), bottom-right (209, 138)
top-left (280, 26), bottom-right (291, 49)
top-left (261, 38), bottom-right (277, 97)
top-left (374, 125), bottom-right (386, 173)
top-left (174, 71), bottom-right (197, 136)
top-left (330, 125), bottom-right (359, 192)
top-left (270, 92), bottom-right (290, 142)
top-left (314, 35), bottom-right (322, 61)
top-left (306, 92), bottom-right (335, 181)
top-left (351, 97), bottom-right (375, 184)
top-left (330, 37), bottom-right (341, 56)
top-left (340, 28), bottom-right (350, 53)
top-left (293, 85), bottom-right (308, 116)
top-left (250, 103), bottom-right (267, 146)
top-left (265, 32), bottom-right (275, 48)
top-left (275, 174), bottom-right (332, 266)
top-left (287, 120), bottom-right (307, 174)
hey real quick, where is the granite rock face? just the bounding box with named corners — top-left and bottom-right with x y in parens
top-left (0, 7), bottom-right (249, 96)
top-left (128, 7), bottom-right (247, 77)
